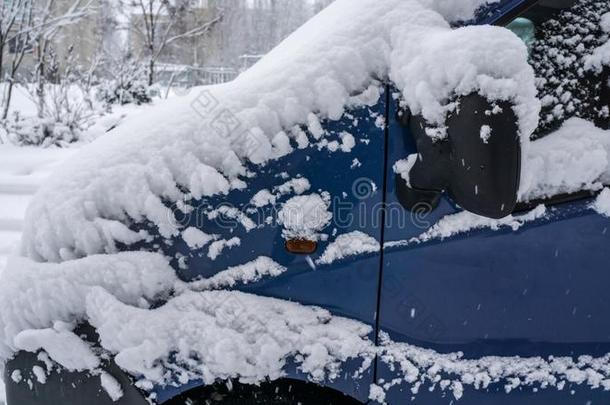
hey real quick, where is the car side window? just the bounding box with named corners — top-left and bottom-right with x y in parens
top-left (508, 0), bottom-right (610, 138)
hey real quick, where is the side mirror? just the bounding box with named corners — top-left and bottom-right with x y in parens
top-left (397, 93), bottom-right (521, 219)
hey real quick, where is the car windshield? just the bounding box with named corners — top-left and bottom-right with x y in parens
top-left (508, 0), bottom-right (610, 137)
top-left (506, 0), bottom-right (577, 53)
top-left (507, 17), bottom-right (536, 51)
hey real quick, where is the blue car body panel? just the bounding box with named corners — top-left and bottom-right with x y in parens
top-left (376, 94), bottom-right (610, 404)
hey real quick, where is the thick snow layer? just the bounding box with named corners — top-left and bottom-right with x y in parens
top-left (18, 0), bottom-right (538, 262)
top-left (583, 9), bottom-right (610, 74)
top-left (585, 41), bottom-right (610, 74)
top-left (392, 23), bottom-right (538, 141)
top-left (87, 288), bottom-right (374, 388)
top-left (316, 231), bottom-right (380, 265)
top-left (520, 119), bottom-right (610, 201)
top-left (0, 252), bottom-right (177, 361)
top-left (278, 194), bottom-right (332, 241)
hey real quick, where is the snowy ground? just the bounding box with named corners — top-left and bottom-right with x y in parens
top-left (0, 83), bottom-right (168, 271)
top-left (0, 146), bottom-right (71, 405)
top-left (0, 146), bottom-right (75, 275)
top-left (0, 147), bottom-right (72, 404)
top-left (0, 89), bottom-right (164, 404)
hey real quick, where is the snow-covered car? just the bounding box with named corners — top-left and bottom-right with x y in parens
top-left (2, 0), bottom-right (610, 404)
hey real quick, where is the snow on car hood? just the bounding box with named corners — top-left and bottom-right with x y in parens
top-left (18, 0), bottom-right (538, 262)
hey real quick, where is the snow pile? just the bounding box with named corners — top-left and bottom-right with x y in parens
top-left (278, 194), bottom-right (332, 241)
top-left (0, 252), bottom-right (177, 361)
top-left (18, 0), bottom-right (538, 262)
top-left (0, 253), bottom-right (372, 393)
top-left (317, 231), bottom-right (380, 265)
top-left (207, 237), bottom-right (241, 260)
top-left (592, 188), bottom-right (610, 217)
top-left (520, 118), bottom-right (610, 201)
top-left (88, 289), bottom-right (374, 389)
top-left (391, 22), bottom-right (538, 142)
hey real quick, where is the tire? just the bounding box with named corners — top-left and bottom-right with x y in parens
top-left (164, 379), bottom-right (362, 405)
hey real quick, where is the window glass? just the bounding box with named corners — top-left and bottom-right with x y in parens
top-left (512, 1), bottom-right (610, 137)
top-left (506, 17), bottom-right (536, 52)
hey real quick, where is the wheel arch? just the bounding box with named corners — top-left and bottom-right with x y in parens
top-left (159, 377), bottom-right (365, 405)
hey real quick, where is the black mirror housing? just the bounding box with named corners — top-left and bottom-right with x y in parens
top-left (397, 93), bottom-right (522, 219)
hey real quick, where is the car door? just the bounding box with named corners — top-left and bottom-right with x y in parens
top-left (376, 1), bottom-right (610, 404)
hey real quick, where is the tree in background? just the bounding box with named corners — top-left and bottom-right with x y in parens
top-left (119, 0), bottom-right (223, 86)
top-left (29, 0), bottom-right (94, 119)
top-left (0, 0), bottom-right (32, 79)
top-left (0, 0), bottom-right (93, 120)
top-left (0, 0), bottom-right (336, 146)
top-left (188, 0), bottom-right (334, 70)
top-left (1, 0), bottom-right (33, 120)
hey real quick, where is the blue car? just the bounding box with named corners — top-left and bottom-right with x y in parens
top-left (4, 0), bottom-right (610, 404)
